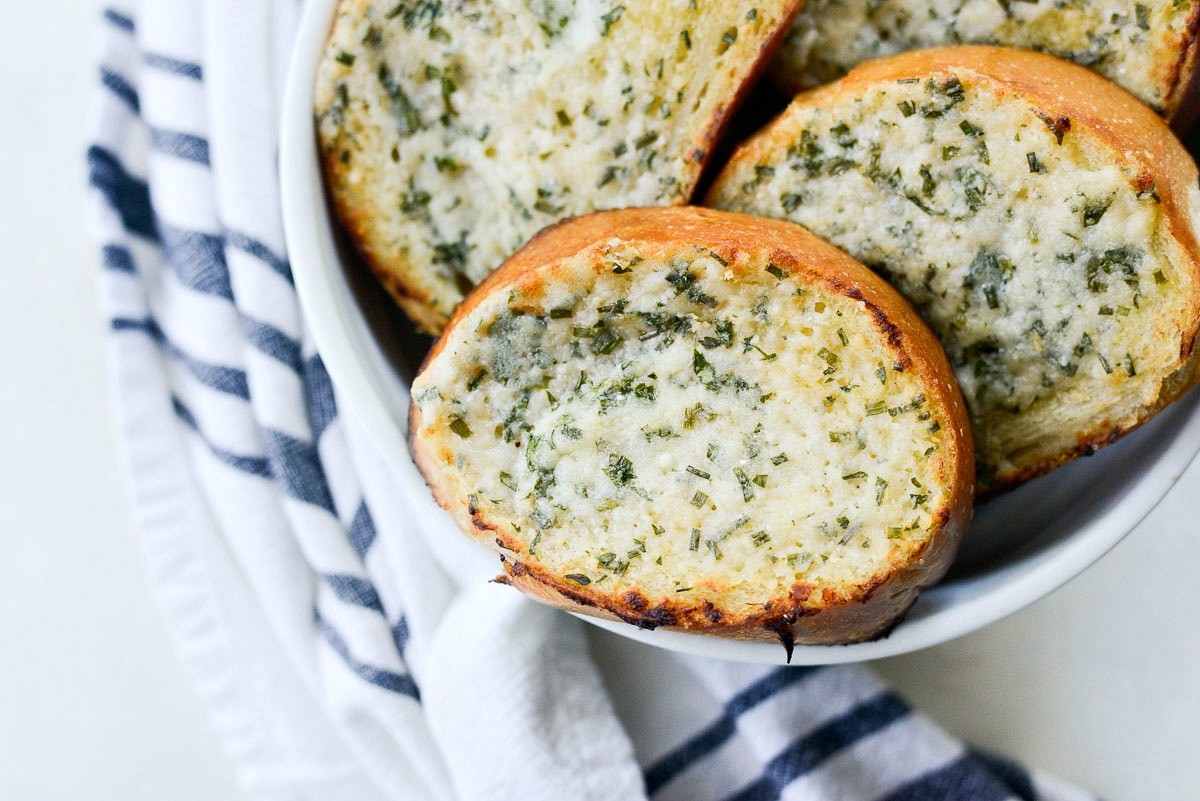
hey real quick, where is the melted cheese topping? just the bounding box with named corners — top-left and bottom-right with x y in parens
top-left (710, 73), bottom-right (1183, 484)
top-left (413, 243), bottom-right (954, 607)
top-left (773, 0), bottom-right (1197, 113)
top-left (315, 0), bottom-right (795, 320)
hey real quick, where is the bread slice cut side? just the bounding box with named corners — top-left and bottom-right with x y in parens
top-left (315, 0), bottom-right (803, 333)
top-left (708, 46), bottom-right (1200, 494)
top-left (770, 0), bottom-right (1200, 124)
top-left (409, 207), bottom-right (973, 647)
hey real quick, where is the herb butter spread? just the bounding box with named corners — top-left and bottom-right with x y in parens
top-left (411, 209), bottom-right (970, 632)
top-left (772, 0), bottom-right (1200, 116)
top-left (709, 50), bottom-right (1200, 491)
top-left (315, 0), bottom-right (801, 332)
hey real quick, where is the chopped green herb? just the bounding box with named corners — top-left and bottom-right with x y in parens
top-left (449, 417), bottom-right (472, 438)
top-left (686, 466), bottom-right (711, 480)
top-left (592, 327), bottom-right (623, 355)
top-left (600, 5), bottom-right (625, 35)
top-left (604, 453), bottom-right (636, 486)
top-left (564, 573), bottom-right (591, 586)
top-left (733, 467), bottom-right (754, 502)
top-left (1083, 197), bottom-right (1112, 227)
top-left (377, 63), bottom-right (421, 135)
top-left (690, 491), bottom-right (708, 508)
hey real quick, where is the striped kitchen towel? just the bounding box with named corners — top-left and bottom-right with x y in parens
top-left (86, 2), bottom-right (1097, 800)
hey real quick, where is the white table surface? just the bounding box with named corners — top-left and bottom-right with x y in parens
top-left (3, 5), bottom-right (1197, 800)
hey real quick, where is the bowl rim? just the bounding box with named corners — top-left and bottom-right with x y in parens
top-left (279, 0), bottom-right (1200, 665)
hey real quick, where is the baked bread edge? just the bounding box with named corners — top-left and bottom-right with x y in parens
top-left (408, 206), bottom-right (974, 647)
top-left (709, 45), bottom-right (1200, 496)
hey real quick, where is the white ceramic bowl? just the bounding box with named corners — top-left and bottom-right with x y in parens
top-left (280, 0), bottom-right (1200, 665)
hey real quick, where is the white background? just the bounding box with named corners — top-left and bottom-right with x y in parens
top-left (2, 3), bottom-right (1198, 799)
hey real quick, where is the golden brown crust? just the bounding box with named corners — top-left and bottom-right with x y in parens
top-left (321, 145), bottom-right (449, 334)
top-left (687, 0), bottom-right (807, 192)
top-left (410, 206), bottom-right (974, 647)
top-left (1160, 3), bottom-right (1200, 129)
top-left (710, 46), bottom-right (1200, 495)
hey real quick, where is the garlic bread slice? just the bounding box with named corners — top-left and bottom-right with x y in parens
top-left (410, 207), bottom-right (973, 647)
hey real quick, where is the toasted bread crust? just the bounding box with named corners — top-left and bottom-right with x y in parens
top-left (409, 207), bottom-right (973, 646)
top-left (1161, 2), bottom-right (1200, 128)
top-left (708, 46), bottom-right (1200, 495)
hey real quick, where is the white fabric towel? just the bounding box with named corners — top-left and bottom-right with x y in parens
top-left (87, 3), bottom-right (1098, 800)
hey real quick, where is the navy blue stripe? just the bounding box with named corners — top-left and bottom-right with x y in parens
top-left (645, 667), bottom-right (819, 795)
top-left (877, 754), bottom-right (1016, 801)
top-left (144, 51), bottom-right (203, 80)
top-left (315, 609), bottom-right (420, 700)
top-left (172, 396), bottom-right (272, 478)
top-left (87, 145), bottom-right (158, 242)
top-left (101, 67), bottom-right (140, 112)
top-left (722, 692), bottom-right (911, 801)
top-left (157, 223), bottom-right (233, 300)
top-left (241, 317), bottom-right (302, 370)
top-left (262, 429), bottom-right (336, 513)
top-left (325, 574), bottom-right (415, 666)
top-left (303, 354), bottom-right (338, 440)
top-left (325, 573), bottom-right (384, 612)
top-left (391, 615), bottom-right (411, 657)
top-left (112, 317), bottom-right (250, 400)
top-left (150, 128), bottom-right (210, 165)
top-left (226, 229), bottom-right (293, 283)
top-left (648, 716), bottom-right (736, 795)
top-left (968, 750), bottom-right (1037, 801)
top-left (103, 8), bottom-right (134, 31)
top-left (347, 502), bottom-right (377, 559)
top-left (102, 243), bottom-right (136, 274)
